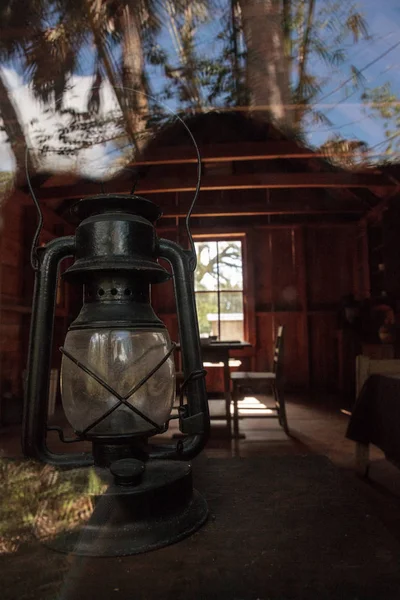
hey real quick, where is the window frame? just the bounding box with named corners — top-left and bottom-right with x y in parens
top-left (193, 233), bottom-right (249, 342)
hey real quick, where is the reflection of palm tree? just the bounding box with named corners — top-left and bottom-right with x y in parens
top-left (27, 0), bottom-right (150, 151)
top-left (0, 0), bottom-right (155, 169)
top-left (236, 0), bottom-right (369, 132)
top-left (0, 1), bottom-right (44, 174)
top-left (164, 0), bottom-right (209, 108)
top-left (82, 0), bottom-right (149, 150)
top-left (0, 0), bottom-right (373, 174)
top-left (0, 0), bottom-right (215, 170)
top-left (39, 0), bottom-right (210, 149)
top-left (238, 0), bottom-right (292, 125)
top-left (0, 0), bottom-right (85, 173)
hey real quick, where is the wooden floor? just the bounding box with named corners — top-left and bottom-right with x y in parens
top-left (2, 393), bottom-right (400, 542)
top-left (2, 393), bottom-right (400, 599)
top-left (155, 394), bottom-right (384, 469)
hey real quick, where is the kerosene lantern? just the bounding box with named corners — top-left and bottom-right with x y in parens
top-left (22, 192), bottom-right (210, 556)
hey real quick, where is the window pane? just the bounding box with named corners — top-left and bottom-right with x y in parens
top-left (194, 242), bottom-right (218, 291)
top-left (220, 292), bottom-right (244, 341)
top-left (217, 241), bottom-right (243, 290)
top-left (195, 292), bottom-right (218, 337)
top-left (194, 239), bottom-right (245, 341)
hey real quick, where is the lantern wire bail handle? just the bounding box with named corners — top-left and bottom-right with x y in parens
top-left (25, 86), bottom-right (202, 273)
top-left (25, 146), bottom-right (43, 271)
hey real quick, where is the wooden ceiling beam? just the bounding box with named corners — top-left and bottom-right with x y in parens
top-left (132, 172), bottom-right (393, 191)
top-left (45, 197), bottom-right (361, 219)
top-left (159, 205), bottom-right (362, 218)
top-left (134, 142), bottom-right (382, 165)
top-left (36, 171), bottom-right (394, 202)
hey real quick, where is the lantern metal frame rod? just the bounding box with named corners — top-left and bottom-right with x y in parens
top-left (22, 236), bottom-right (92, 467)
top-left (147, 238), bottom-right (209, 460)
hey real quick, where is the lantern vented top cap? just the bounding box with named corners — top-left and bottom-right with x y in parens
top-left (70, 194), bottom-right (162, 224)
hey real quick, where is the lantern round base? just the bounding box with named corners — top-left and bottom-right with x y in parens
top-left (35, 460), bottom-right (208, 557)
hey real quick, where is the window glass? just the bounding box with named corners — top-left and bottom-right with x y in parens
top-left (195, 240), bottom-right (244, 341)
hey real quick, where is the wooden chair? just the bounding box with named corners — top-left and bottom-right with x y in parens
top-left (231, 326), bottom-right (288, 437)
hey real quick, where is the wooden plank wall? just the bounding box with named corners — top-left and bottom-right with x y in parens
top-left (0, 191), bottom-right (26, 398)
top-left (0, 192), bottom-right (76, 403)
top-left (152, 222), bottom-right (358, 391)
top-left (0, 191), bottom-right (358, 400)
top-left (306, 226), bottom-right (357, 388)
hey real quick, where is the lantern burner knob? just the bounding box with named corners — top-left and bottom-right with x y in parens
top-left (110, 458), bottom-right (145, 486)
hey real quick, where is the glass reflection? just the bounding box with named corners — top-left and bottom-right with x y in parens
top-left (0, 0), bottom-right (398, 201)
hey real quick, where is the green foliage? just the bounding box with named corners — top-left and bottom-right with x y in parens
top-left (319, 135), bottom-right (368, 167)
top-left (196, 291), bottom-right (243, 334)
top-left (345, 10), bottom-right (369, 42)
top-left (362, 83), bottom-right (400, 156)
top-left (196, 294), bottom-right (217, 334)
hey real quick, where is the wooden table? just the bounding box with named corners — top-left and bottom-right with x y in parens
top-left (9, 456), bottom-right (400, 599)
top-left (178, 341), bottom-right (251, 436)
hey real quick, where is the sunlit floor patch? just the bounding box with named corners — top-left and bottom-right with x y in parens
top-left (230, 396), bottom-right (275, 416)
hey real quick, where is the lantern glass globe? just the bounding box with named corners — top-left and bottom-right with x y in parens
top-left (61, 328), bottom-right (175, 436)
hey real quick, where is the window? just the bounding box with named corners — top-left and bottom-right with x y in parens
top-left (194, 239), bottom-right (244, 341)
